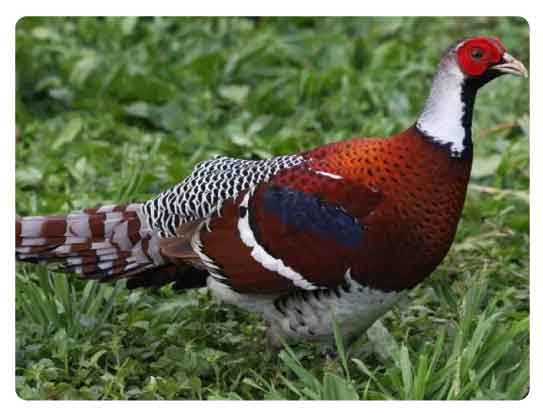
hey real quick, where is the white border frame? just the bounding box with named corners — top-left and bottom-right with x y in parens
top-left (3, 2), bottom-right (539, 410)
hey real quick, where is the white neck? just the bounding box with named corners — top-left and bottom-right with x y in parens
top-left (416, 55), bottom-right (471, 157)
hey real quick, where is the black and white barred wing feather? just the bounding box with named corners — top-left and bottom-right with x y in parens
top-left (142, 155), bottom-right (304, 237)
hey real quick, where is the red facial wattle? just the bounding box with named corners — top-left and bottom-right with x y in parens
top-left (457, 37), bottom-right (505, 76)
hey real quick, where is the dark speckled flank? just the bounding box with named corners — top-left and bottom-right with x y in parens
top-left (298, 126), bottom-right (473, 292)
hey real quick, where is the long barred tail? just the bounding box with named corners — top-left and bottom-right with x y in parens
top-left (15, 203), bottom-right (168, 282)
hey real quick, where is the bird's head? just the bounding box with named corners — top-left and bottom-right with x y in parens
top-left (416, 36), bottom-right (527, 157)
top-left (454, 36), bottom-right (528, 84)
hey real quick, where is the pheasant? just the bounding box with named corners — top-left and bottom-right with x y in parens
top-left (16, 36), bottom-right (527, 345)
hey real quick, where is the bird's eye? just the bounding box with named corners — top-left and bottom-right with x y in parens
top-left (471, 47), bottom-right (484, 60)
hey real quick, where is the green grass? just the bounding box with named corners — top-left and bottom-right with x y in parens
top-left (15, 17), bottom-right (529, 400)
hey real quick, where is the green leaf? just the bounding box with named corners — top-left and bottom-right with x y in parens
top-left (16, 167), bottom-right (43, 187)
top-left (124, 102), bottom-right (153, 119)
top-left (70, 52), bottom-right (102, 86)
top-left (399, 344), bottom-right (413, 398)
top-left (322, 373), bottom-right (359, 400)
top-left (219, 85), bottom-right (250, 105)
top-left (471, 155), bottom-right (502, 179)
top-left (52, 118), bottom-right (84, 150)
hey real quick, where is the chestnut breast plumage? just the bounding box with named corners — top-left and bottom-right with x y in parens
top-left (304, 126), bottom-right (473, 291)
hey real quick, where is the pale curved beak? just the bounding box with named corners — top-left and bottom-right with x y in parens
top-left (493, 52), bottom-right (528, 78)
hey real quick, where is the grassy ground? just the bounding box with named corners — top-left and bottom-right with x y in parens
top-left (15, 17), bottom-right (529, 400)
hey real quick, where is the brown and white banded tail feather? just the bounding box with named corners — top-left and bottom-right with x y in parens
top-left (15, 203), bottom-right (168, 281)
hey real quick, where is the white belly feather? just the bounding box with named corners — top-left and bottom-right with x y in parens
top-left (207, 271), bottom-right (401, 343)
